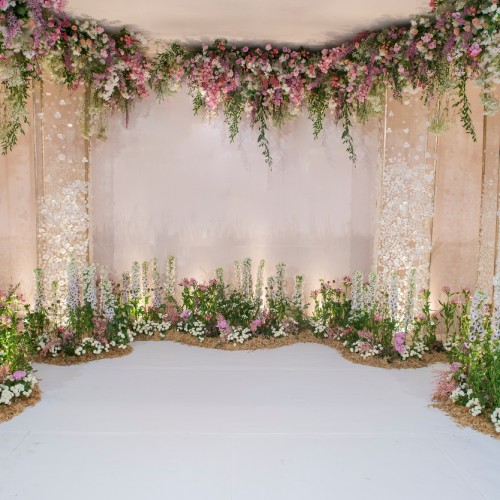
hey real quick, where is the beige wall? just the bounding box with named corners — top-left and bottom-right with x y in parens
top-left (91, 88), bottom-right (379, 293)
top-left (430, 85), bottom-right (500, 296)
top-left (0, 83), bottom-right (497, 302)
top-left (0, 95), bottom-right (37, 298)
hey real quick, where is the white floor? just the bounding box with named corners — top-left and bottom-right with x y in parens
top-left (0, 342), bottom-right (499, 500)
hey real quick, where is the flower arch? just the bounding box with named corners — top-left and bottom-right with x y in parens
top-left (0, 0), bottom-right (498, 165)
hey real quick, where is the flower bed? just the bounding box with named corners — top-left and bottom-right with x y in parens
top-left (0, 288), bottom-right (40, 421)
top-left (27, 264), bottom-right (134, 364)
top-left (9, 255), bottom-right (500, 436)
top-left (432, 288), bottom-right (500, 437)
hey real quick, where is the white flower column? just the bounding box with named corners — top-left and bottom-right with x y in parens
top-left (34, 79), bottom-right (91, 296)
top-left (373, 90), bottom-right (436, 300)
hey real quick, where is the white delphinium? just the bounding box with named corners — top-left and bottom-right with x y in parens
top-left (255, 259), bottom-right (265, 308)
top-left (469, 290), bottom-right (487, 341)
top-left (142, 260), bottom-right (150, 301)
top-left (152, 258), bottom-right (162, 309)
top-left (402, 268), bottom-right (416, 333)
top-left (130, 261), bottom-right (141, 300)
top-left (491, 408), bottom-right (500, 433)
top-left (389, 273), bottom-right (399, 319)
top-left (83, 263), bottom-right (97, 311)
top-left (49, 280), bottom-right (60, 321)
top-left (66, 257), bottom-right (80, 311)
top-left (122, 272), bottom-right (130, 302)
top-left (165, 256), bottom-right (176, 298)
top-left (242, 257), bottom-right (253, 299)
top-left (234, 260), bottom-right (242, 291)
top-left (215, 267), bottom-right (224, 285)
top-left (365, 272), bottom-right (377, 312)
top-left (100, 268), bottom-right (115, 321)
top-left (275, 262), bottom-right (286, 301)
top-left (292, 275), bottom-right (304, 309)
top-left (33, 267), bottom-right (46, 312)
top-left (492, 275), bottom-right (500, 339)
top-left (266, 276), bottom-right (275, 304)
top-left (350, 271), bottom-right (364, 317)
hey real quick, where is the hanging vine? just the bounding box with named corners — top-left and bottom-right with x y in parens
top-left (0, 0), bottom-right (498, 166)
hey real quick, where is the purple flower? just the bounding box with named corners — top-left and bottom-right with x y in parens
top-left (180, 310), bottom-right (191, 320)
top-left (12, 370), bottom-right (26, 381)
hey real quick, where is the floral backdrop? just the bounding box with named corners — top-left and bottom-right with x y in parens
top-left (0, 0), bottom-right (498, 165)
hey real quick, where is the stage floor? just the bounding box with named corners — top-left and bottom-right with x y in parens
top-left (1, 341), bottom-right (498, 499)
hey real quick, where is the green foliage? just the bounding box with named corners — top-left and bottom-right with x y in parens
top-left (256, 109), bottom-right (272, 167)
top-left (0, 287), bottom-right (32, 373)
top-left (307, 84), bottom-right (329, 139)
top-left (0, 81), bottom-right (30, 155)
top-left (453, 75), bottom-right (477, 142)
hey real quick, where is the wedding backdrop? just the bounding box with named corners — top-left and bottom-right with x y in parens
top-left (1, 0), bottom-right (500, 478)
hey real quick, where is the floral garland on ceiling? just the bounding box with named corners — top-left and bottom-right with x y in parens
top-left (0, 1), bottom-right (498, 165)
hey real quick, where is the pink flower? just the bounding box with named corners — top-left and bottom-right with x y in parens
top-left (216, 313), bottom-right (228, 331)
top-left (11, 370), bottom-right (26, 381)
top-left (358, 329), bottom-right (373, 341)
top-left (393, 332), bottom-right (406, 355)
top-left (468, 42), bottom-right (481, 58)
top-left (180, 310), bottom-right (190, 320)
top-left (250, 319), bottom-right (263, 333)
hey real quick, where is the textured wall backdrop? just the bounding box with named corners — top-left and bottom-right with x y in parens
top-left (91, 87), bottom-right (379, 295)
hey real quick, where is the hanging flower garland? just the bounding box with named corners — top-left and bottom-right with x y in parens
top-left (0, 0), bottom-right (498, 164)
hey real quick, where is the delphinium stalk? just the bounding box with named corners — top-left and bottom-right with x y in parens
top-left (50, 280), bottom-right (60, 324)
top-left (365, 272), bottom-right (377, 312)
top-left (255, 259), bottom-right (265, 308)
top-left (469, 290), bottom-right (487, 342)
top-left (215, 267), bottom-right (224, 285)
top-left (275, 262), bottom-right (286, 301)
top-left (165, 256), bottom-right (176, 298)
top-left (402, 268), bottom-right (417, 333)
top-left (122, 272), bottom-right (130, 303)
top-left (234, 260), bottom-right (242, 292)
top-left (66, 257), bottom-right (80, 312)
top-left (100, 267), bottom-right (115, 321)
top-left (350, 271), bottom-right (363, 319)
top-left (242, 257), bottom-right (253, 299)
top-left (33, 267), bottom-right (45, 313)
top-left (130, 261), bottom-right (141, 301)
top-left (83, 263), bottom-right (97, 311)
top-left (389, 273), bottom-right (399, 320)
top-left (292, 274), bottom-right (304, 309)
top-left (266, 276), bottom-right (275, 304)
top-left (152, 257), bottom-right (162, 308)
top-left (492, 275), bottom-right (500, 340)
top-left (142, 260), bottom-right (150, 304)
